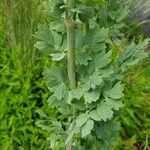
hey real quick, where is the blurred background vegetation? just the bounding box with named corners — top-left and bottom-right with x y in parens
top-left (0, 0), bottom-right (149, 149)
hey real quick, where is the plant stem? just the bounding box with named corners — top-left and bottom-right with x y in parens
top-left (66, 0), bottom-right (76, 89)
top-left (66, 21), bottom-right (76, 89)
top-left (65, 0), bottom-right (76, 149)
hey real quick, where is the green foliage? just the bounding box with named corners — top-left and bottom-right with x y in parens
top-left (77, 0), bottom-right (105, 6)
top-left (95, 121), bottom-right (121, 150)
top-left (0, 33), bottom-right (53, 149)
top-left (108, 81), bottom-right (124, 99)
top-left (35, 25), bottom-right (55, 52)
top-left (0, 0), bottom-right (149, 149)
top-left (1, 0), bottom-right (44, 72)
top-left (35, 0), bottom-right (149, 149)
top-left (81, 119), bottom-right (94, 138)
top-left (0, 2), bottom-right (59, 149)
top-left (117, 39), bottom-right (149, 71)
top-left (119, 58), bottom-right (150, 149)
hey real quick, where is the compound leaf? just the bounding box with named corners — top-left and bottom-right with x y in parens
top-left (50, 53), bottom-right (66, 61)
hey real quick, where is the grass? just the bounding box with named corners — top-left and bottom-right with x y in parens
top-left (0, 2), bottom-right (53, 149)
top-left (1, 0), bottom-right (44, 72)
top-left (0, 41), bottom-right (53, 150)
top-left (119, 57), bottom-right (150, 150)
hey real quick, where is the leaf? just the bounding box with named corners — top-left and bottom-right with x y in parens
top-left (77, 51), bottom-right (92, 66)
top-left (34, 25), bottom-right (55, 52)
top-left (48, 94), bottom-right (64, 108)
top-left (108, 81), bottom-right (124, 99)
top-left (43, 67), bottom-right (66, 92)
top-left (35, 120), bottom-right (52, 131)
top-left (95, 120), bottom-right (121, 148)
top-left (82, 80), bottom-right (91, 91)
top-left (85, 28), bottom-right (109, 52)
top-left (117, 39), bottom-right (149, 71)
top-left (75, 113), bottom-right (89, 127)
top-left (82, 71), bottom-right (103, 91)
top-left (50, 20), bottom-right (65, 33)
top-left (35, 25), bottom-right (54, 44)
top-left (34, 41), bottom-right (54, 52)
top-left (72, 88), bottom-right (84, 100)
top-left (53, 0), bottom-right (65, 13)
top-left (103, 81), bottom-right (112, 98)
top-left (65, 121), bottom-right (76, 145)
top-left (54, 83), bottom-right (67, 100)
top-left (78, 6), bottom-right (94, 23)
top-left (97, 101), bottom-right (114, 121)
top-left (73, 101), bottom-right (86, 111)
top-left (99, 68), bottom-right (114, 78)
top-left (50, 53), bottom-right (66, 61)
top-left (35, 119), bottom-right (63, 132)
top-left (89, 110), bottom-right (101, 121)
top-left (84, 91), bottom-right (100, 103)
top-left (97, 27), bottom-right (109, 43)
top-left (36, 110), bottom-right (49, 119)
top-left (94, 51), bottom-right (112, 69)
top-left (51, 31), bottom-right (62, 46)
top-left (105, 98), bottom-right (124, 111)
top-left (81, 119), bottom-right (94, 138)
top-left (90, 71), bottom-right (103, 89)
top-left (76, 32), bottom-right (85, 49)
top-left (116, 5), bottom-right (129, 22)
top-left (46, 0), bottom-right (65, 17)
top-left (137, 38), bottom-right (150, 50)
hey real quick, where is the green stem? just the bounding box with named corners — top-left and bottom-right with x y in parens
top-left (66, 21), bottom-right (76, 89)
top-left (66, 0), bottom-right (76, 89)
top-left (65, 0), bottom-right (76, 149)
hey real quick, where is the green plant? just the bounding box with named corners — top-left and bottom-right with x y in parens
top-left (0, 1), bottom-right (60, 149)
top-left (119, 57), bottom-right (150, 150)
top-left (35, 0), bottom-right (149, 149)
top-left (0, 24), bottom-right (53, 149)
top-left (1, 0), bottom-right (44, 72)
